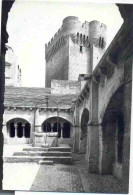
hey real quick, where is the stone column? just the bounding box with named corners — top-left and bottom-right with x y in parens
top-left (51, 123), bottom-right (54, 132)
top-left (70, 125), bottom-right (73, 147)
top-left (122, 73), bottom-right (132, 193)
top-left (99, 123), bottom-right (115, 174)
top-left (3, 124), bottom-right (8, 144)
top-left (72, 125), bottom-right (80, 153)
top-left (86, 77), bottom-right (99, 172)
top-left (14, 123), bottom-right (18, 137)
top-left (22, 124), bottom-right (25, 138)
top-left (60, 124), bottom-right (63, 138)
top-left (87, 121), bottom-right (99, 173)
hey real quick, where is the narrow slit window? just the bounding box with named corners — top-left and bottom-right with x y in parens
top-left (80, 46), bottom-right (83, 52)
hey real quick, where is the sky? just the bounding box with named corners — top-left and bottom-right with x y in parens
top-left (7, 0), bottom-right (123, 87)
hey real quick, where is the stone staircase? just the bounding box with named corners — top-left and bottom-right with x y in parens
top-left (3, 144), bottom-right (72, 165)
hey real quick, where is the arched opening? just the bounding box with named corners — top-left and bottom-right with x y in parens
top-left (9, 122), bottom-right (15, 138)
top-left (25, 123), bottom-right (31, 138)
top-left (53, 122), bottom-right (61, 138)
top-left (17, 122), bottom-right (23, 138)
top-left (6, 118), bottom-right (31, 143)
top-left (41, 117), bottom-right (72, 141)
top-left (100, 86), bottom-right (124, 179)
top-left (43, 122), bottom-right (51, 132)
top-left (80, 108), bottom-right (89, 153)
top-left (63, 122), bottom-right (70, 138)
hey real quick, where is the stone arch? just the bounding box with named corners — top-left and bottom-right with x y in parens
top-left (99, 80), bottom-right (123, 123)
top-left (6, 118), bottom-right (31, 144)
top-left (41, 116), bottom-right (72, 140)
top-left (41, 116), bottom-right (72, 127)
top-left (80, 108), bottom-right (89, 153)
top-left (5, 116), bottom-right (31, 126)
top-left (99, 86), bottom-right (124, 180)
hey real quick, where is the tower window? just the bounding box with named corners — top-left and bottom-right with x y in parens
top-left (80, 46), bottom-right (83, 52)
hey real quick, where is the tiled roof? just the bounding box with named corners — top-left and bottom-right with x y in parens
top-left (4, 87), bottom-right (78, 109)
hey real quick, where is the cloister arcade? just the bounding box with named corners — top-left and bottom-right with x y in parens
top-left (100, 86), bottom-right (124, 179)
top-left (5, 118), bottom-right (31, 144)
top-left (42, 117), bottom-right (71, 139)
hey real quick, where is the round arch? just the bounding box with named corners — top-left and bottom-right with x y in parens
top-left (6, 118), bottom-right (31, 143)
top-left (100, 86), bottom-right (124, 179)
top-left (6, 117), bottom-right (31, 126)
top-left (41, 117), bottom-right (72, 141)
top-left (41, 116), bottom-right (73, 127)
top-left (99, 80), bottom-right (123, 123)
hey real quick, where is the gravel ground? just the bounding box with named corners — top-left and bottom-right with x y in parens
top-left (3, 144), bottom-right (123, 193)
top-left (30, 153), bottom-right (123, 193)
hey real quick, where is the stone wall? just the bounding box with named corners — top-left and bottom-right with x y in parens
top-left (45, 16), bottom-right (107, 87)
top-left (45, 37), bottom-right (69, 87)
top-left (68, 36), bottom-right (90, 80)
top-left (51, 79), bottom-right (81, 94)
top-left (5, 46), bottom-right (21, 87)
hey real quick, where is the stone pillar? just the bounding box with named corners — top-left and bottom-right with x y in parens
top-left (87, 121), bottom-right (99, 173)
top-left (86, 77), bottom-right (99, 172)
top-left (3, 124), bottom-right (8, 144)
top-left (122, 74), bottom-right (132, 193)
top-left (72, 125), bottom-right (80, 152)
top-left (79, 125), bottom-right (87, 154)
top-left (99, 123), bottom-right (115, 174)
top-left (14, 123), bottom-right (18, 137)
top-left (22, 124), bottom-right (25, 138)
top-left (30, 124), bottom-right (34, 144)
top-left (51, 123), bottom-right (54, 132)
top-left (60, 124), bottom-right (63, 138)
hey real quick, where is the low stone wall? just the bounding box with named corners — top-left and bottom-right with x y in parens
top-left (33, 132), bottom-right (58, 147)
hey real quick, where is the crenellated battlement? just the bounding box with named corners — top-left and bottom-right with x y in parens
top-left (45, 16), bottom-right (107, 58)
top-left (45, 26), bottom-right (64, 55)
top-left (45, 35), bottom-right (67, 62)
top-left (45, 16), bottom-right (107, 87)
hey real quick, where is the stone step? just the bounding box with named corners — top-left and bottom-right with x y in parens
top-left (49, 147), bottom-right (71, 152)
top-left (4, 156), bottom-right (72, 164)
top-left (13, 151), bottom-right (72, 157)
top-left (23, 147), bottom-right (49, 152)
top-left (38, 160), bottom-right (54, 165)
top-left (23, 147), bottom-right (71, 152)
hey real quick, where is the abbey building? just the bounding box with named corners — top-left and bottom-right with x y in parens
top-left (3, 14), bottom-right (132, 193)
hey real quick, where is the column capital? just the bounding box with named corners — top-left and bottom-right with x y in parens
top-left (14, 123), bottom-right (18, 128)
top-left (73, 124), bottom-right (79, 127)
top-left (87, 120), bottom-right (102, 126)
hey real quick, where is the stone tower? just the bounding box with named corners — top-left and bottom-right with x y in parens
top-left (45, 16), bottom-right (107, 87)
top-left (5, 45), bottom-right (22, 87)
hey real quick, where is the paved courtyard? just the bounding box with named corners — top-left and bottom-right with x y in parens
top-left (3, 144), bottom-right (122, 193)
